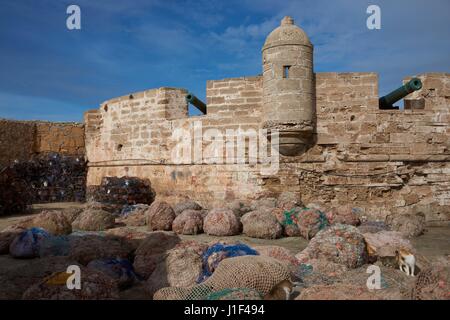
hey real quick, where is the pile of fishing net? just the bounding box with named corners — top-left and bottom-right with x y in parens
top-left (253, 245), bottom-right (299, 275)
top-left (363, 230), bottom-right (414, 260)
top-left (271, 207), bottom-right (301, 236)
top-left (295, 208), bottom-right (330, 240)
top-left (105, 227), bottom-right (150, 250)
top-left (334, 263), bottom-right (414, 297)
top-left (0, 225), bottom-right (26, 254)
top-left (225, 200), bottom-right (252, 218)
top-left (250, 198), bottom-right (277, 211)
top-left (301, 259), bottom-right (348, 277)
top-left (22, 265), bottom-right (119, 300)
top-left (9, 227), bottom-right (51, 258)
top-left (44, 233), bottom-right (133, 265)
top-left (4, 209), bottom-right (84, 252)
top-left (82, 201), bottom-right (117, 214)
top-left (254, 245), bottom-right (298, 266)
top-left (117, 204), bottom-right (149, 226)
top-left (203, 208), bottom-right (241, 236)
top-left (86, 176), bottom-right (155, 213)
top-left (273, 207), bottom-right (329, 239)
top-left (39, 235), bottom-right (72, 257)
top-left (0, 153), bottom-right (86, 216)
top-left (173, 200), bottom-right (202, 215)
top-left (146, 201), bottom-right (176, 231)
top-left (296, 224), bottom-right (368, 268)
top-left (72, 208), bottom-right (116, 231)
top-left (173, 240), bottom-right (207, 255)
top-left (29, 210), bottom-right (73, 235)
top-left (0, 166), bottom-right (30, 215)
top-left (276, 191), bottom-right (303, 211)
top-left (146, 244), bottom-right (204, 295)
top-left (295, 261), bottom-right (414, 300)
top-left (293, 259), bottom-right (348, 288)
top-left (296, 284), bottom-right (400, 300)
top-left (357, 220), bottom-right (390, 234)
top-left (326, 205), bottom-right (361, 226)
top-left (205, 288), bottom-right (262, 300)
top-left (0, 256), bottom-right (77, 299)
top-left (386, 212), bottom-right (426, 238)
top-left (153, 255), bottom-right (290, 300)
top-left (411, 262), bottom-right (450, 300)
top-left (87, 258), bottom-right (139, 290)
top-left (147, 241), bottom-right (301, 297)
top-left (197, 243), bottom-right (259, 283)
top-left (241, 209), bottom-right (283, 239)
top-left (133, 231), bottom-right (181, 279)
top-left (172, 209), bottom-right (204, 235)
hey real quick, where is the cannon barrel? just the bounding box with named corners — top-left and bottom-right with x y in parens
top-left (186, 93), bottom-right (207, 114)
top-left (379, 78), bottom-right (422, 109)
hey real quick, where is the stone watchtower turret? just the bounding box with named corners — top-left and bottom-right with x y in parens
top-left (262, 16), bottom-right (314, 156)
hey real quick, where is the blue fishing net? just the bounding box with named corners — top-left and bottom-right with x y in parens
top-left (120, 205), bottom-right (137, 217)
top-left (39, 235), bottom-right (71, 257)
top-left (10, 227), bottom-right (50, 258)
top-left (87, 258), bottom-right (141, 287)
top-left (88, 258), bottom-right (136, 278)
top-left (119, 204), bottom-right (147, 217)
top-left (197, 243), bottom-right (259, 283)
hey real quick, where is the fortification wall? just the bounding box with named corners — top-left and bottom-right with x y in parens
top-left (272, 72), bottom-right (450, 225)
top-left (35, 122), bottom-right (85, 155)
top-left (0, 119), bottom-right (36, 168)
top-left (85, 77), bottom-right (264, 204)
top-left (85, 87), bottom-right (188, 164)
top-left (85, 72), bottom-right (450, 224)
top-left (0, 119), bottom-right (85, 168)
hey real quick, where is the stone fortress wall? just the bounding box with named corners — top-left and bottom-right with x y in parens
top-left (84, 70), bottom-right (450, 225)
top-left (0, 119), bottom-right (85, 168)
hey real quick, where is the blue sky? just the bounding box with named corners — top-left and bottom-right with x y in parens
top-left (0, 0), bottom-right (449, 121)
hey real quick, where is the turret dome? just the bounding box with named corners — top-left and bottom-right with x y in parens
top-left (262, 16), bottom-right (312, 51)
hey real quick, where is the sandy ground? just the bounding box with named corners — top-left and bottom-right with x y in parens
top-left (0, 202), bottom-right (82, 231)
top-left (0, 202), bottom-right (309, 252)
top-left (0, 202), bottom-right (448, 300)
top-left (1, 202), bottom-right (448, 258)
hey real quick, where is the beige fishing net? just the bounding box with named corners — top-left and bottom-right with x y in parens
top-left (153, 255), bottom-right (291, 300)
top-left (411, 264), bottom-right (449, 300)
